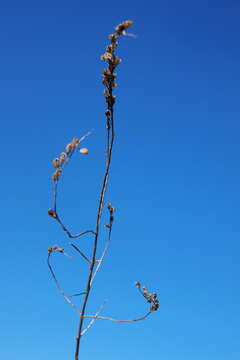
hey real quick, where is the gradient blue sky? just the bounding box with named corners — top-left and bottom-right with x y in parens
top-left (0, 1), bottom-right (239, 359)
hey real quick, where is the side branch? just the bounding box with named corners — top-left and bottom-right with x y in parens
top-left (47, 250), bottom-right (82, 315)
top-left (82, 311), bottom-right (152, 323)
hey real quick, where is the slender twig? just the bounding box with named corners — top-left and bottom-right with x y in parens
top-left (47, 253), bottom-right (81, 315)
top-left (56, 216), bottom-right (96, 239)
top-left (69, 243), bottom-right (91, 263)
top-left (90, 223), bottom-right (112, 286)
top-left (74, 49), bottom-right (117, 360)
top-left (82, 311), bottom-right (152, 323)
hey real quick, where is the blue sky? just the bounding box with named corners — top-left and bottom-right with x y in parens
top-left (0, 0), bottom-right (239, 359)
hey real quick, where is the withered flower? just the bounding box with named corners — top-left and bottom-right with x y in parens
top-left (113, 57), bottom-right (121, 66)
top-left (48, 244), bottom-right (59, 254)
top-left (105, 110), bottom-right (111, 119)
top-left (48, 209), bottom-right (57, 218)
top-left (108, 33), bottom-right (119, 42)
top-left (53, 158), bottom-right (60, 168)
top-left (66, 143), bottom-right (73, 154)
top-left (60, 152), bottom-right (67, 163)
top-left (101, 52), bottom-right (113, 62)
top-left (135, 281), bottom-right (141, 288)
top-left (52, 169), bottom-right (62, 181)
top-left (72, 137), bottom-right (79, 148)
top-left (115, 20), bottom-right (134, 35)
top-left (150, 302), bottom-right (159, 312)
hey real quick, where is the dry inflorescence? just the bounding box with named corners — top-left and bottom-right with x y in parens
top-left (47, 20), bottom-right (159, 360)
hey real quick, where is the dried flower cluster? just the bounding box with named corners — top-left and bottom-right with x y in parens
top-left (51, 135), bottom-right (90, 183)
top-left (47, 21), bottom-right (158, 360)
top-left (48, 245), bottom-right (64, 255)
top-left (101, 20), bottom-right (133, 115)
top-left (135, 281), bottom-right (159, 312)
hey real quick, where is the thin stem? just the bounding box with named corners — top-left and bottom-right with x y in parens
top-left (47, 254), bottom-right (81, 315)
top-left (69, 243), bottom-right (91, 263)
top-left (82, 311), bottom-right (152, 323)
top-left (75, 114), bottom-right (114, 359)
top-left (55, 216), bottom-right (96, 239)
top-left (90, 224), bottom-right (112, 286)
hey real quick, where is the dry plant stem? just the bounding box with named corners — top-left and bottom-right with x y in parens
top-left (55, 214), bottom-right (96, 239)
top-left (47, 253), bottom-right (81, 315)
top-left (82, 311), bottom-right (152, 323)
top-left (90, 223), bottom-right (112, 286)
top-left (74, 23), bottom-right (133, 359)
top-left (74, 102), bottom-right (115, 360)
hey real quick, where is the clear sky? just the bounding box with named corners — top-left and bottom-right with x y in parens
top-left (0, 0), bottom-right (239, 359)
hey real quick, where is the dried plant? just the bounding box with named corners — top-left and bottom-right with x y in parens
top-left (47, 21), bottom-right (159, 360)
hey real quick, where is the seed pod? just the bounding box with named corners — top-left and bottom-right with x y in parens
top-left (135, 281), bottom-right (141, 288)
top-left (53, 158), bottom-right (60, 168)
top-left (72, 137), bottom-right (79, 148)
top-left (105, 110), bottom-right (111, 119)
top-left (66, 143), bottom-right (73, 154)
top-left (52, 169), bottom-right (62, 181)
top-left (79, 148), bottom-right (89, 155)
top-left (48, 209), bottom-right (57, 218)
top-left (60, 152), bottom-right (67, 163)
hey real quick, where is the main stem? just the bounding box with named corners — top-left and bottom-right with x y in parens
top-left (74, 102), bottom-right (114, 359)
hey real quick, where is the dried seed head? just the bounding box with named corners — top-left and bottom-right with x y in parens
top-left (108, 33), bottom-right (118, 42)
top-left (52, 169), bottom-right (62, 181)
top-left (53, 158), bottom-right (60, 168)
top-left (66, 143), bottom-right (73, 154)
top-left (113, 57), bottom-right (121, 66)
top-left (106, 44), bottom-right (114, 53)
top-left (150, 303), bottom-right (159, 312)
top-left (135, 281), bottom-right (141, 288)
top-left (60, 152), bottom-right (67, 163)
top-left (79, 147), bottom-right (89, 155)
top-left (123, 20), bottom-right (134, 28)
top-left (105, 110), bottom-right (111, 119)
top-left (115, 20), bottom-right (134, 35)
top-left (48, 209), bottom-right (57, 218)
top-left (101, 52), bottom-right (113, 62)
top-left (72, 137), bottom-right (79, 148)
top-left (48, 246), bottom-right (53, 254)
top-left (48, 244), bottom-right (59, 254)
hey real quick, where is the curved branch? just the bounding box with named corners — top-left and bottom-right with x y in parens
top-left (47, 252), bottom-right (81, 315)
top-left (55, 216), bottom-right (96, 239)
top-left (82, 310), bottom-right (153, 323)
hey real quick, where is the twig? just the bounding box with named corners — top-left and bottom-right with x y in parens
top-left (69, 243), bottom-right (91, 264)
top-left (90, 222), bottom-right (112, 286)
top-left (82, 311), bottom-right (152, 323)
top-left (56, 216), bottom-right (96, 239)
top-left (47, 252), bottom-right (81, 315)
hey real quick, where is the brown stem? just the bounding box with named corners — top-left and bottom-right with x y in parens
top-left (74, 106), bottom-right (114, 359)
